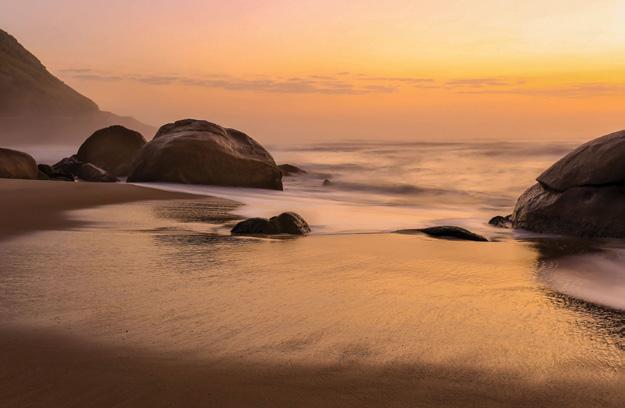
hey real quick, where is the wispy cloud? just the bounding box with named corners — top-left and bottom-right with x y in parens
top-left (58, 68), bottom-right (624, 98)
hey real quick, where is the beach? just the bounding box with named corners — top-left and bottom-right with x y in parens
top-left (1, 178), bottom-right (625, 407)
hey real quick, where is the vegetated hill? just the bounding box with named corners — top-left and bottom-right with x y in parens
top-left (0, 29), bottom-right (154, 144)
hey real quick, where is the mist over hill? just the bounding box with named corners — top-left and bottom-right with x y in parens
top-left (0, 29), bottom-right (154, 144)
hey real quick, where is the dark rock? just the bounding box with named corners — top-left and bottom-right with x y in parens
top-left (77, 125), bottom-right (146, 177)
top-left (512, 130), bottom-right (625, 238)
top-left (37, 164), bottom-right (54, 177)
top-left (231, 218), bottom-right (279, 235)
top-left (75, 163), bottom-right (118, 182)
top-left (52, 155), bottom-right (81, 178)
top-left (52, 155), bottom-right (117, 182)
top-left (396, 226), bottom-right (489, 242)
top-left (37, 170), bottom-right (49, 180)
top-left (537, 130), bottom-right (625, 192)
top-left (0, 148), bottom-right (38, 179)
top-left (232, 212), bottom-right (310, 235)
top-left (278, 164), bottom-right (307, 176)
top-left (512, 183), bottom-right (625, 237)
top-left (127, 119), bottom-right (283, 190)
top-left (488, 214), bottom-right (512, 228)
top-left (269, 212), bottom-right (311, 235)
top-left (322, 179), bottom-right (333, 186)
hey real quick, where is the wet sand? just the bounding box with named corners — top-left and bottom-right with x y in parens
top-left (1, 180), bottom-right (625, 407)
top-left (2, 325), bottom-right (623, 408)
top-left (0, 179), bottom-right (198, 241)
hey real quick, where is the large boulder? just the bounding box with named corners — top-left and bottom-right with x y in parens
top-left (76, 125), bottom-right (146, 177)
top-left (231, 212), bottom-right (310, 235)
top-left (0, 148), bottom-right (38, 179)
top-left (537, 130), bottom-right (625, 192)
top-left (127, 119), bottom-right (283, 190)
top-left (512, 130), bottom-right (625, 237)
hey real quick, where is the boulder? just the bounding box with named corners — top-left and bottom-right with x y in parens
top-left (269, 212), bottom-right (311, 235)
top-left (231, 218), bottom-right (279, 235)
top-left (0, 148), bottom-right (38, 179)
top-left (512, 130), bottom-right (625, 238)
top-left (127, 119), bottom-right (283, 190)
top-left (231, 212), bottom-right (310, 235)
top-left (278, 164), bottom-right (307, 176)
top-left (396, 226), bottom-right (489, 242)
top-left (322, 179), bottom-right (333, 186)
top-left (76, 125), bottom-right (146, 177)
top-left (52, 155), bottom-right (81, 179)
top-left (488, 214), bottom-right (512, 228)
top-left (537, 130), bottom-right (625, 192)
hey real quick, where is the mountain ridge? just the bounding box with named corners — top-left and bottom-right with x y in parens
top-left (0, 29), bottom-right (154, 144)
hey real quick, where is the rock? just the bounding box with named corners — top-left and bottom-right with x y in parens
top-left (537, 130), bottom-right (625, 192)
top-left (269, 212), bottom-right (311, 235)
top-left (396, 226), bottom-right (489, 242)
top-left (278, 164), bottom-right (307, 176)
top-left (37, 164), bottom-right (54, 177)
top-left (322, 179), bottom-right (333, 186)
top-left (0, 148), bottom-right (38, 179)
top-left (37, 170), bottom-right (49, 180)
top-left (512, 183), bottom-right (625, 237)
top-left (512, 130), bottom-right (625, 238)
top-left (52, 155), bottom-right (117, 182)
top-left (52, 155), bottom-right (81, 179)
top-left (231, 212), bottom-right (310, 235)
top-left (488, 214), bottom-right (512, 228)
top-left (76, 125), bottom-right (146, 177)
top-left (75, 162), bottom-right (118, 182)
top-left (127, 119), bottom-right (283, 190)
top-left (231, 218), bottom-right (279, 235)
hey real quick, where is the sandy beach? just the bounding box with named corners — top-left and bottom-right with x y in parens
top-left (1, 179), bottom-right (624, 407)
top-left (0, 179), bottom-right (198, 241)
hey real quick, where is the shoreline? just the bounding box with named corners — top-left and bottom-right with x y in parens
top-left (0, 179), bottom-right (203, 241)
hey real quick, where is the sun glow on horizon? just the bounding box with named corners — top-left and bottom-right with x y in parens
top-left (2, 0), bottom-right (624, 142)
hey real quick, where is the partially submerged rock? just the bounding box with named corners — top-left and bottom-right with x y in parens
top-left (396, 226), bottom-right (489, 242)
top-left (127, 119), bottom-right (283, 190)
top-left (77, 125), bottom-right (146, 177)
top-left (0, 148), bottom-right (38, 179)
top-left (75, 162), bottom-right (118, 182)
top-left (512, 130), bottom-right (625, 238)
top-left (488, 214), bottom-right (512, 228)
top-left (231, 212), bottom-right (311, 235)
top-left (278, 164), bottom-right (307, 176)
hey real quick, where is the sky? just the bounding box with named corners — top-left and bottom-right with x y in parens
top-left (2, 0), bottom-right (625, 143)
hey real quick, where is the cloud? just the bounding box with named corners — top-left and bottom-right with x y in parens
top-left (59, 69), bottom-right (624, 98)
top-left (445, 78), bottom-right (521, 87)
top-left (61, 70), bottom-right (402, 95)
top-left (460, 82), bottom-right (625, 98)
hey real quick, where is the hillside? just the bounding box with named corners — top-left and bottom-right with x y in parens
top-left (0, 29), bottom-right (154, 144)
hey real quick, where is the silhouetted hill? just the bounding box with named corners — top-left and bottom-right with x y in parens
top-left (0, 29), bottom-right (154, 144)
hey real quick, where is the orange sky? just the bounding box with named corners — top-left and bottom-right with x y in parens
top-left (2, 0), bottom-right (625, 143)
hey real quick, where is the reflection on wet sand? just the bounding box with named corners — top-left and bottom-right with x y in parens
top-left (1, 199), bottom-right (624, 406)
